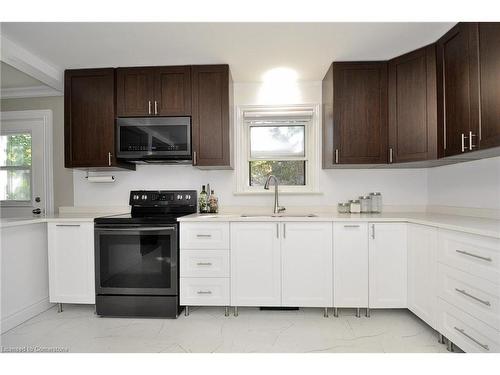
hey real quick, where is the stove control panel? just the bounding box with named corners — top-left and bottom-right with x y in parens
top-left (129, 190), bottom-right (197, 206)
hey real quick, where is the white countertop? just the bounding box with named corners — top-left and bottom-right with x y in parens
top-left (177, 212), bottom-right (500, 239)
top-left (0, 213), bottom-right (111, 229)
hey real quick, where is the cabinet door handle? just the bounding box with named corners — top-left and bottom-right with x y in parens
top-left (344, 224), bottom-right (360, 228)
top-left (56, 224), bottom-right (81, 227)
top-left (469, 131), bottom-right (476, 150)
top-left (108, 152), bottom-right (112, 166)
top-left (197, 290), bottom-right (212, 295)
top-left (196, 234), bottom-right (212, 238)
top-left (454, 327), bottom-right (489, 351)
top-left (276, 223), bottom-right (279, 239)
top-left (154, 100), bottom-right (158, 115)
top-left (455, 288), bottom-right (491, 306)
top-left (196, 262), bottom-right (213, 266)
top-left (371, 224), bottom-right (375, 239)
top-left (193, 151), bottom-right (197, 166)
top-left (455, 249), bottom-right (492, 262)
top-left (148, 100), bottom-right (152, 115)
top-left (461, 133), bottom-right (469, 152)
top-left (283, 223), bottom-right (286, 239)
top-left (335, 149), bottom-right (339, 164)
top-left (389, 148), bottom-right (393, 163)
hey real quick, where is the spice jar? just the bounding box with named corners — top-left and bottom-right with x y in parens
top-left (337, 202), bottom-right (350, 214)
top-left (359, 196), bottom-right (371, 213)
top-left (369, 192), bottom-right (383, 213)
top-left (349, 199), bottom-right (361, 213)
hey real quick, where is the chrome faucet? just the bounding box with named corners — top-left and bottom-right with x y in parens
top-left (264, 175), bottom-right (286, 214)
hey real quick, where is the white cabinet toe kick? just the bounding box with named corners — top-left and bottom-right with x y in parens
top-left (178, 221), bottom-right (500, 352)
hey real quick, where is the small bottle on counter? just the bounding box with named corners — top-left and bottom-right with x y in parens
top-left (349, 199), bottom-right (361, 213)
top-left (359, 196), bottom-right (371, 213)
top-left (208, 189), bottom-right (219, 213)
top-left (198, 185), bottom-right (208, 213)
top-left (369, 192), bottom-right (383, 213)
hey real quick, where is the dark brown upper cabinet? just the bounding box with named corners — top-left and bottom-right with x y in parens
top-left (191, 65), bottom-right (233, 168)
top-left (437, 23), bottom-right (480, 157)
top-left (477, 22), bottom-right (500, 150)
top-left (322, 62), bottom-right (388, 167)
top-left (116, 66), bottom-right (191, 117)
top-left (388, 45), bottom-right (438, 163)
top-left (64, 69), bottom-right (134, 170)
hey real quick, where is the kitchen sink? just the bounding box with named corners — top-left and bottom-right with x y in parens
top-left (240, 213), bottom-right (318, 218)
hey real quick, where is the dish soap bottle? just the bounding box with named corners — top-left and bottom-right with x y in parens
top-left (198, 185), bottom-right (208, 213)
top-left (208, 189), bottom-right (219, 214)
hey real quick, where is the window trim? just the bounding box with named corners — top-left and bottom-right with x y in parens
top-left (234, 104), bottom-right (321, 195)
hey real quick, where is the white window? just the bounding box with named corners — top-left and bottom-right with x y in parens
top-left (0, 132), bottom-right (32, 203)
top-left (235, 105), bottom-right (320, 194)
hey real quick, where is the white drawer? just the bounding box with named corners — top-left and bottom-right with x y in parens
top-left (180, 277), bottom-right (230, 306)
top-left (438, 298), bottom-right (500, 353)
top-left (438, 263), bottom-right (500, 331)
top-left (180, 250), bottom-right (229, 278)
top-left (180, 222), bottom-right (230, 250)
top-left (438, 229), bottom-right (500, 284)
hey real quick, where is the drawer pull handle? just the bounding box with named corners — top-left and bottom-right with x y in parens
top-left (55, 224), bottom-right (81, 227)
top-left (196, 262), bottom-right (213, 266)
top-left (455, 288), bottom-right (491, 306)
top-left (454, 326), bottom-right (489, 351)
top-left (456, 250), bottom-right (492, 262)
top-left (197, 290), bottom-right (212, 295)
top-left (344, 225), bottom-right (360, 228)
top-left (196, 234), bottom-right (212, 238)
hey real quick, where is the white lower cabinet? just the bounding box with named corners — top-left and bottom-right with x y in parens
top-left (369, 223), bottom-right (407, 308)
top-left (47, 222), bottom-right (95, 304)
top-left (230, 222), bottom-right (281, 306)
top-left (407, 224), bottom-right (438, 329)
top-left (281, 222), bottom-right (333, 307)
top-left (333, 223), bottom-right (368, 308)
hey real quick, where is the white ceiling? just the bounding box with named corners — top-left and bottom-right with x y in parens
top-left (1, 22), bottom-right (455, 82)
top-left (0, 61), bottom-right (44, 89)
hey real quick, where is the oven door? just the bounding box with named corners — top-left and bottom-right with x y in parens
top-left (116, 116), bottom-right (191, 160)
top-left (95, 225), bottom-right (178, 296)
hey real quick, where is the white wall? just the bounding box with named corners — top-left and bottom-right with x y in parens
top-left (73, 81), bottom-right (429, 210)
top-left (428, 156), bottom-right (500, 210)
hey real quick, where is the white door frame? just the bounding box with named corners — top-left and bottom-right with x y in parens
top-left (0, 110), bottom-right (54, 214)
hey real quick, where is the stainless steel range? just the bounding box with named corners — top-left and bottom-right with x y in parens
top-left (94, 190), bottom-right (196, 318)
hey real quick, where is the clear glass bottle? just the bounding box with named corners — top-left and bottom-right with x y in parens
top-left (198, 185), bottom-right (208, 213)
top-left (369, 192), bottom-right (383, 213)
top-left (359, 196), bottom-right (371, 213)
top-left (208, 189), bottom-right (219, 214)
top-left (349, 199), bottom-right (361, 213)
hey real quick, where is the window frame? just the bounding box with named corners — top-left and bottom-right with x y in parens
top-left (0, 130), bottom-right (33, 207)
top-left (235, 104), bottom-right (320, 195)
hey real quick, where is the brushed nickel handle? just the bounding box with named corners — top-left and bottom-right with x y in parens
top-left (148, 100), bottom-right (152, 115)
top-left (461, 133), bottom-right (468, 152)
top-left (276, 223), bottom-right (279, 239)
top-left (196, 262), bottom-right (213, 266)
top-left (56, 224), bottom-right (81, 227)
top-left (454, 326), bottom-right (489, 351)
top-left (456, 249), bottom-right (492, 262)
top-left (371, 224), bottom-right (375, 239)
top-left (469, 131), bottom-right (476, 150)
top-left (389, 148), bottom-right (393, 163)
top-left (196, 234), bottom-right (212, 238)
top-left (335, 149), bottom-right (339, 164)
top-left (108, 152), bottom-right (112, 166)
top-left (344, 224), bottom-right (360, 228)
top-left (455, 288), bottom-right (491, 306)
top-left (283, 223), bottom-right (286, 239)
top-left (193, 151), bottom-right (197, 165)
top-left (154, 100), bottom-right (158, 115)
top-left (197, 290), bottom-right (212, 295)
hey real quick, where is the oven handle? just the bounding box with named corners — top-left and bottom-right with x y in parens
top-left (95, 226), bottom-right (177, 232)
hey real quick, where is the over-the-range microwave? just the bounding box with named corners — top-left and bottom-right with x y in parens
top-left (116, 116), bottom-right (192, 163)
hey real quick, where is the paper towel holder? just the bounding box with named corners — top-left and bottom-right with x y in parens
top-left (85, 171), bottom-right (116, 183)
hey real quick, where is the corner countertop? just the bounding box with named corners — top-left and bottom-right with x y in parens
top-left (0, 212), bottom-right (116, 229)
top-left (177, 212), bottom-right (500, 239)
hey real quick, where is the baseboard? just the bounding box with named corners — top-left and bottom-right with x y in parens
top-left (1, 297), bottom-right (53, 334)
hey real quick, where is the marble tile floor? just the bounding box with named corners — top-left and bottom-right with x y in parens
top-left (1, 305), bottom-right (451, 353)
